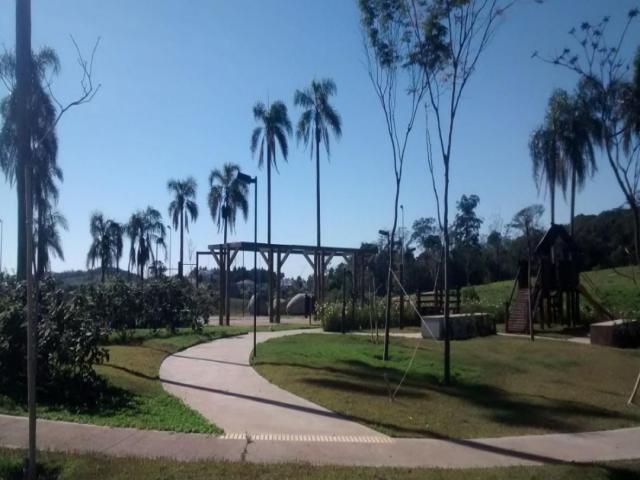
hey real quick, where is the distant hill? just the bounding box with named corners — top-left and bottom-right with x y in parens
top-left (53, 268), bottom-right (138, 287)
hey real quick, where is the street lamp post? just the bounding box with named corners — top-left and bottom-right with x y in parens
top-left (238, 172), bottom-right (258, 357)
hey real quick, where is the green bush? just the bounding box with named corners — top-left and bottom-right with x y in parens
top-left (0, 277), bottom-right (108, 406)
top-left (319, 297), bottom-right (416, 332)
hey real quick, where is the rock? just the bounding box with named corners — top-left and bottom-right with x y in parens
top-left (247, 294), bottom-right (268, 315)
top-left (287, 293), bottom-right (310, 315)
top-left (273, 298), bottom-right (286, 312)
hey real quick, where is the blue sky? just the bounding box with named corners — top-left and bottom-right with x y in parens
top-left (0, 0), bottom-right (638, 277)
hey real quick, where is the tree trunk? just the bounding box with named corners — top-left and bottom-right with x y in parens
top-left (16, 0), bottom-right (36, 476)
top-left (631, 200), bottom-right (640, 267)
top-left (443, 156), bottom-right (451, 385)
top-left (267, 144), bottom-right (273, 323)
top-left (383, 177), bottom-right (400, 361)
top-left (570, 167), bottom-right (577, 237)
top-left (550, 182), bottom-right (555, 225)
top-left (315, 130), bottom-right (321, 317)
top-left (36, 199), bottom-right (45, 279)
top-left (179, 209), bottom-right (184, 277)
top-left (16, 168), bottom-right (26, 280)
top-left (224, 215), bottom-right (230, 326)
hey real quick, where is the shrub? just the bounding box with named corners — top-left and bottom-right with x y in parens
top-left (0, 277), bottom-right (109, 406)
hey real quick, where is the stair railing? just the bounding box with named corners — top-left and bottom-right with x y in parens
top-left (505, 265), bottom-right (521, 331)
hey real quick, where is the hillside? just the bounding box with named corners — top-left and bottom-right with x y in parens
top-left (464, 266), bottom-right (640, 320)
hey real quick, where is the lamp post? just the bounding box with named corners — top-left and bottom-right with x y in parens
top-left (238, 171), bottom-right (258, 357)
top-left (378, 229), bottom-right (391, 360)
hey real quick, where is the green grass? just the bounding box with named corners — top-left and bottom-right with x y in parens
top-left (255, 333), bottom-right (640, 439)
top-left (0, 323), bottom-right (313, 434)
top-left (2, 449), bottom-right (640, 480)
top-left (463, 266), bottom-right (640, 320)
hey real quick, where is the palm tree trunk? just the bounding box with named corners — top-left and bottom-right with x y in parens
top-left (267, 145), bottom-right (273, 323)
top-left (316, 132), bottom-right (321, 308)
top-left (550, 183), bottom-right (555, 225)
top-left (224, 214), bottom-right (230, 326)
top-left (36, 198), bottom-right (45, 279)
top-left (16, 168), bottom-right (26, 280)
top-left (179, 209), bottom-right (184, 277)
top-left (570, 167), bottom-right (577, 236)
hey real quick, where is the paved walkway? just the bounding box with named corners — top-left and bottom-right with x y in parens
top-left (2, 329), bottom-right (640, 467)
top-left (160, 329), bottom-right (385, 439)
top-left (2, 414), bottom-right (640, 467)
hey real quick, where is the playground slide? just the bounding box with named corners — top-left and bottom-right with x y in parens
top-left (577, 283), bottom-right (615, 320)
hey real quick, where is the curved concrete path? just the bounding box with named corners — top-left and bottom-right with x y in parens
top-left (2, 330), bottom-right (639, 468)
top-left (159, 329), bottom-right (387, 441)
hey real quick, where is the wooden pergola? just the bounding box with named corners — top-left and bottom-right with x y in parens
top-left (201, 241), bottom-right (377, 325)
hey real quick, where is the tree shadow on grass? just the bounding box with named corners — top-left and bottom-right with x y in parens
top-left (260, 357), bottom-right (638, 437)
top-left (1, 460), bottom-right (61, 480)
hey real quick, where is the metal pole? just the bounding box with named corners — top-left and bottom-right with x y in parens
top-left (253, 177), bottom-right (258, 357)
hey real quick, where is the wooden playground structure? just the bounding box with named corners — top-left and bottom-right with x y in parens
top-left (201, 241), bottom-right (377, 325)
top-left (506, 224), bottom-right (614, 334)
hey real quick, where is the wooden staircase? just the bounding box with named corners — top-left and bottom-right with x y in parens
top-left (506, 288), bottom-right (530, 334)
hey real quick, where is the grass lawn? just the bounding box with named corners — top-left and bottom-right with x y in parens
top-left (2, 449), bottom-right (640, 480)
top-left (0, 323), bottom-right (312, 434)
top-left (463, 266), bottom-right (640, 319)
top-left (255, 333), bottom-right (640, 439)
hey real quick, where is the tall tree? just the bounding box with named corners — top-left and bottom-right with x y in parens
top-left (552, 90), bottom-right (599, 235)
top-left (452, 194), bottom-right (483, 286)
top-left (208, 162), bottom-right (249, 325)
top-left (127, 207), bottom-right (166, 280)
top-left (250, 101), bottom-right (292, 321)
top-left (34, 204), bottom-right (67, 275)
top-left (86, 212), bottom-right (123, 282)
top-left (294, 78), bottom-right (342, 304)
top-left (537, 9), bottom-right (640, 264)
top-left (208, 163), bottom-right (249, 244)
top-left (359, 0), bottom-right (427, 361)
top-left (407, 0), bottom-right (512, 382)
top-left (0, 47), bottom-right (60, 280)
top-left (167, 177), bottom-right (198, 278)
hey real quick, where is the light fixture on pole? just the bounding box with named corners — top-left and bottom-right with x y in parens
top-left (238, 171), bottom-right (258, 357)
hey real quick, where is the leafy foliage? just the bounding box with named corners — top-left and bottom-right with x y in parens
top-left (0, 277), bottom-right (108, 406)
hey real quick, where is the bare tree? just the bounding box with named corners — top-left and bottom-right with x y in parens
top-left (407, 0), bottom-right (513, 383)
top-left (536, 9), bottom-right (640, 265)
top-left (6, 2), bottom-right (100, 474)
top-left (358, 0), bottom-right (427, 361)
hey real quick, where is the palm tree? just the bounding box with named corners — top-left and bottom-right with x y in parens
top-left (250, 101), bottom-right (292, 321)
top-left (0, 46), bottom-right (61, 280)
top-left (87, 212), bottom-right (124, 282)
top-left (209, 162), bottom-right (249, 324)
top-left (34, 205), bottom-right (67, 275)
top-left (529, 90), bottom-right (569, 225)
top-left (167, 177), bottom-right (198, 278)
top-left (294, 79), bottom-right (342, 304)
top-left (552, 90), bottom-right (599, 235)
top-left (127, 207), bottom-right (165, 281)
